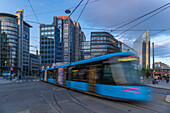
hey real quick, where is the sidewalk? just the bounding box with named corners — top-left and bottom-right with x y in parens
top-left (143, 78), bottom-right (170, 90)
top-left (143, 78), bottom-right (170, 103)
top-left (0, 77), bottom-right (18, 84)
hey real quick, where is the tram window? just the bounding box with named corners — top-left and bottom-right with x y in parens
top-left (71, 65), bottom-right (88, 82)
top-left (47, 70), bottom-right (54, 78)
top-left (72, 69), bottom-right (79, 81)
top-left (100, 64), bottom-right (115, 84)
top-left (79, 68), bottom-right (88, 82)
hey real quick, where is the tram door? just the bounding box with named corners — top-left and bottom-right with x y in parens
top-left (68, 67), bottom-right (73, 87)
top-left (89, 66), bottom-right (97, 93)
top-left (44, 71), bottom-right (47, 81)
top-left (55, 69), bottom-right (58, 85)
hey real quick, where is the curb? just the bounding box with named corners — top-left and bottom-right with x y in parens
top-left (0, 78), bottom-right (18, 84)
top-left (165, 95), bottom-right (170, 103)
top-left (144, 84), bottom-right (170, 90)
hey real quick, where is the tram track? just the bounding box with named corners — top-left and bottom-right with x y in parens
top-left (118, 101), bottom-right (159, 113)
top-left (66, 89), bottom-right (97, 113)
top-left (30, 83), bottom-right (61, 113)
top-left (39, 81), bottom-right (169, 113)
top-left (52, 86), bottom-right (97, 113)
top-left (37, 81), bottom-right (97, 113)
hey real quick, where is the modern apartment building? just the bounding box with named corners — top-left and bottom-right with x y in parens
top-left (133, 30), bottom-right (150, 69)
top-left (0, 9), bottom-right (31, 77)
top-left (90, 32), bottom-right (121, 57)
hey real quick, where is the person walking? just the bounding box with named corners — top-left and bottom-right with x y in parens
top-left (165, 74), bottom-right (169, 83)
top-left (153, 75), bottom-right (158, 84)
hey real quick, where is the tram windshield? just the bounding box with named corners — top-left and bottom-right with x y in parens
top-left (109, 56), bottom-right (140, 85)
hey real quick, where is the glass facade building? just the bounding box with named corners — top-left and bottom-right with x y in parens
top-left (57, 16), bottom-right (75, 63)
top-left (90, 32), bottom-right (121, 57)
top-left (120, 43), bottom-right (137, 54)
top-left (133, 30), bottom-right (150, 69)
top-left (0, 13), bottom-right (18, 76)
top-left (0, 10), bottom-right (32, 77)
top-left (40, 16), bottom-right (85, 69)
top-left (40, 17), bottom-right (59, 69)
top-left (22, 21), bottom-right (32, 76)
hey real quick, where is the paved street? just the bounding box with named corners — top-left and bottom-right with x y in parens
top-left (0, 77), bottom-right (170, 113)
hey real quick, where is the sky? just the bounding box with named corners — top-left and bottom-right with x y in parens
top-left (0, 0), bottom-right (170, 66)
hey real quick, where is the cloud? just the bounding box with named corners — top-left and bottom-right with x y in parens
top-left (79, 0), bottom-right (170, 39)
top-left (154, 40), bottom-right (170, 58)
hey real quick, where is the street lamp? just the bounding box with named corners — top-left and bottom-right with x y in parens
top-left (65, 9), bottom-right (71, 14)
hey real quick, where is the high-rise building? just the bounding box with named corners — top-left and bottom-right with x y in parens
top-left (57, 16), bottom-right (75, 63)
top-left (40, 16), bottom-right (85, 69)
top-left (40, 16), bottom-right (59, 69)
top-left (15, 9), bottom-right (32, 76)
top-left (0, 9), bottom-right (32, 77)
top-left (90, 32), bottom-right (121, 57)
top-left (133, 30), bottom-right (150, 69)
top-left (73, 21), bottom-right (84, 61)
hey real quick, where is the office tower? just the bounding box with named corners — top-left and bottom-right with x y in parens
top-left (90, 32), bottom-right (121, 57)
top-left (133, 30), bottom-right (150, 69)
top-left (0, 9), bottom-right (32, 77)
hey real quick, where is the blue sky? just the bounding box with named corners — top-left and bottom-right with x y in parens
top-left (0, 0), bottom-right (170, 66)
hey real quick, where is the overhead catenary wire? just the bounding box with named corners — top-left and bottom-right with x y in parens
top-left (63, 0), bottom-right (84, 24)
top-left (27, 0), bottom-right (40, 24)
top-left (110, 2), bottom-right (170, 33)
top-left (23, 20), bottom-right (170, 32)
top-left (117, 5), bottom-right (170, 36)
top-left (150, 28), bottom-right (170, 37)
top-left (24, 0), bottom-right (99, 17)
top-left (76, 0), bottom-right (90, 22)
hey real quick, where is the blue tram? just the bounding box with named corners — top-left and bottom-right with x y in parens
top-left (40, 52), bottom-right (152, 101)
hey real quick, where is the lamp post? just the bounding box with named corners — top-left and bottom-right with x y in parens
top-left (9, 45), bottom-right (12, 80)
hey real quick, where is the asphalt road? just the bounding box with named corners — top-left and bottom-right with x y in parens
top-left (0, 77), bottom-right (169, 113)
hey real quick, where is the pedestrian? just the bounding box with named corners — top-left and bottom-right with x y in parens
top-left (158, 75), bottom-right (161, 82)
top-left (19, 75), bottom-right (21, 79)
top-left (165, 74), bottom-right (169, 83)
top-left (153, 75), bottom-right (158, 84)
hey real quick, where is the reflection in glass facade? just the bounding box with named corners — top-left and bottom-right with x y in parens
top-left (133, 30), bottom-right (150, 69)
top-left (0, 14), bottom-right (18, 76)
top-left (82, 41), bottom-right (91, 59)
top-left (90, 32), bottom-right (121, 57)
